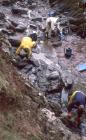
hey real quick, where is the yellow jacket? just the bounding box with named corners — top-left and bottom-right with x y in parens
top-left (68, 91), bottom-right (77, 105)
top-left (16, 37), bottom-right (36, 54)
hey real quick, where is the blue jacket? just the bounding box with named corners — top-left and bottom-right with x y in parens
top-left (68, 91), bottom-right (86, 112)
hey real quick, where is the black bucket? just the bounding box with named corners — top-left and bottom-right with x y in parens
top-left (65, 48), bottom-right (72, 58)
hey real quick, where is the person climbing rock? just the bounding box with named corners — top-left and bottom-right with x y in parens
top-left (67, 91), bottom-right (86, 127)
top-left (16, 37), bottom-right (36, 58)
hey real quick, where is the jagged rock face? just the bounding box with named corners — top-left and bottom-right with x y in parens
top-left (38, 108), bottom-right (82, 140)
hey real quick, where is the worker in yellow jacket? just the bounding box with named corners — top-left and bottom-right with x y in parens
top-left (16, 37), bottom-right (36, 58)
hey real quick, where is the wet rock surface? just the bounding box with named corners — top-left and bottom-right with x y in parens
top-left (0, 0), bottom-right (86, 139)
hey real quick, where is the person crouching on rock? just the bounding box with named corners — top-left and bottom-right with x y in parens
top-left (16, 37), bottom-right (36, 59)
top-left (67, 91), bottom-right (86, 127)
top-left (45, 16), bottom-right (60, 39)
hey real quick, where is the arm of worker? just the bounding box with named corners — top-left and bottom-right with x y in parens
top-left (16, 45), bottom-right (22, 54)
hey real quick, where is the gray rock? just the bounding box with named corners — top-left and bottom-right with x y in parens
top-left (47, 80), bottom-right (61, 92)
top-left (12, 5), bottom-right (28, 15)
top-left (27, 0), bottom-right (33, 5)
top-left (5, 21), bottom-right (15, 31)
top-left (12, 57), bottom-right (27, 69)
top-left (0, 12), bottom-right (5, 20)
top-left (31, 67), bottom-right (36, 74)
top-left (38, 81), bottom-right (49, 92)
top-left (47, 64), bottom-right (56, 71)
top-left (29, 57), bottom-right (40, 67)
top-left (8, 36), bottom-right (21, 47)
top-left (1, 28), bottom-right (14, 35)
top-left (52, 41), bottom-right (62, 47)
top-left (48, 100), bottom-right (62, 116)
top-left (46, 71), bottom-right (60, 81)
top-left (32, 48), bottom-right (40, 54)
top-left (0, 21), bottom-right (5, 27)
top-left (21, 64), bottom-right (33, 74)
top-left (28, 2), bottom-right (37, 9)
top-left (30, 24), bottom-right (37, 30)
top-left (16, 24), bottom-right (26, 33)
top-left (40, 60), bottom-right (48, 70)
top-left (29, 74), bottom-right (37, 85)
top-left (9, 19), bottom-right (19, 27)
top-left (47, 92), bottom-right (61, 103)
top-left (61, 70), bottom-right (73, 88)
top-left (1, 0), bottom-right (12, 6)
top-left (31, 17), bottom-right (42, 22)
top-left (38, 108), bottom-right (72, 140)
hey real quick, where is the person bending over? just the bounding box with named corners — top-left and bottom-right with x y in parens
top-left (16, 37), bottom-right (36, 58)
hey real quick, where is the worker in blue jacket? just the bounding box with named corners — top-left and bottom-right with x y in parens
top-left (67, 91), bottom-right (86, 127)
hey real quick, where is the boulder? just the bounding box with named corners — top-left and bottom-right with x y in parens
top-left (1, 0), bottom-right (12, 6)
top-left (52, 41), bottom-right (62, 47)
top-left (29, 74), bottom-right (37, 85)
top-left (12, 57), bottom-right (28, 69)
top-left (47, 64), bottom-right (57, 71)
top-left (38, 108), bottom-right (70, 140)
top-left (0, 12), bottom-right (5, 20)
top-left (47, 80), bottom-right (61, 92)
top-left (21, 64), bottom-right (33, 74)
top-left (46, 71), bottom-right (60, 81)
top-left (48, 99), bottom-right (62, 116)
top-left (12, 5), bottom-right (28, 15)
top-left (15, 24), bottom-right (26, 33)
top-left (9, 19), bottom-right (19, 27)
top-left (38, 108), bottom-right (82, 140)
top-left (1, 28), bottom-right (14, 35)
top-left (45, 71), bottom-right (62, 92)
top-left (61, 70), bottom-right (73, 88)
top-left (29, 57), bottom-right (40, 67)
top-left (30, 24), bottom-right (37, 30)
top-left (8, 36), bottom-right (21, 47)
top-left (28, 2), bottom-right (37, 9)
top-left (27, 0), bottom-right (33, 5)
top-left (31, 17), bottom-right (42, 22)
top-left (37, 77), bottom-right (49, 92)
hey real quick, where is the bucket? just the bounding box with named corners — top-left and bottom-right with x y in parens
top-left (65, 48), bottom-right (72, 58)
